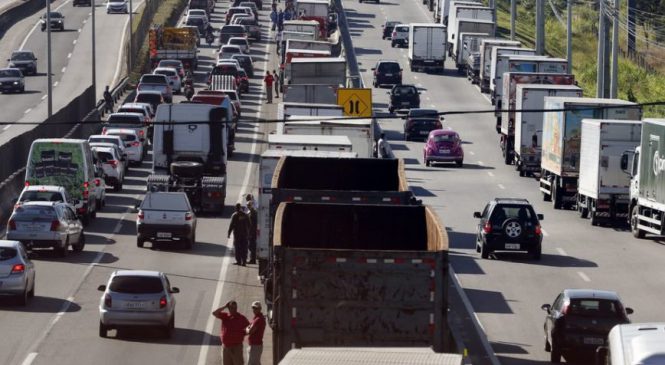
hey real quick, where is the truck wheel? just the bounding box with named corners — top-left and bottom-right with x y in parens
top-left (552, 185), bottom-right (562, 209)
top-left (631, 206), bottom-right (645, 238)
top-left (480, 242), bottom-right (489, 259)
top-left (578, 200), bottom-right (588, 219)
top-left (170, 161), bottom-right (204, 178)
top-left (137, 238), bottom-right (144, 248)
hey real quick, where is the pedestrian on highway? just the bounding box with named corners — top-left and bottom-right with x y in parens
top-left (376, 133), bottom-right (388, 158)
top-left (103, 85), bottom-right (113, 114)
top-left (283, 7), bottom-right (293, 21)
top-left (264, 71), bottom-right (274, 104)
top-left (244, 193), bottom-right (257, 210)
top-left (270, 8), bottom-right (277, 31)
top-left (228, 203), bottom-right (250, 266)
top-left (277, 9), bottom-right (284, 31)
top-left (275, 31), bottom-right (283, 54)
top-left (246, 301), bottom-right (266, 365)
top-left (272, 70), bottom-right (280, 98)
top-left (212, 300), bottom-right (250, 365)
top-left (246, 201), bottom-right (258, 264)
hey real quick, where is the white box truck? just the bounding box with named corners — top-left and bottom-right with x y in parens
top-left (577, 119), bottom-right (641, 225)
top-left (490, 52), bottom-right (546, 104)
top-left (282, 117), bottom-right (375, 158)
top-left (479, 39), bottom-right (521, 93)
top-left (267, 134), bottom-right (353, 152)
top-left (447, 5), bottom-right (494, 53)
top-left (408, 23), bottom-right (447, 73)
top-left (440, 0), bottom-right (481, 24)
top-left (282, 84), bottom-right (338, 104)
top-left (277, 102), bottom-right (344, 120)
top-left (596, 323), bottom-right (665, 365)
top-left (451, 19), bottom-right (494, 70)
top-left (457, 32), bottom-right (492, 73)
top-left (286, 57), bottom-right (347, 86)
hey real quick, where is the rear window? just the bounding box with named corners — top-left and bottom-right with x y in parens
top-left (90, 137), bottom-right (120, 146)
top-left (0, 247), bottom-right (17, 261)
top-left (110, 276), bottom-right (164, 294)
top-left (13, 205), bottom-right (57, 220)
top-left (222, 25), bottom-right (245, 33)
top-left (410, 109), bottom-right (438, 118)
top-left (393, 86), bottom-right (417, 95)
top-left (96, 151), bottom-right (114, 162)
top-left (135, 93), bottom-right (162, 103)
top-left (141, 193), bottom-right (190, 210)
top-left (432, 133), bottom-right (458, 142)
top-left (155, 70), bottom-right (176, 77)
top-left (108, 115), bottom-right (142, 124)
top-left (118, 108), bottom-right (145, 115)
top-left (108, 133), bottom-right (136, 142)
top-left (395, 26), bottom-right (409, 32)
top-left (20, 191), bottom-right (64, 203)
top-left (378, 62), bottom-right (400, 72)
top-left (490, 205), bottom-right (535, 223)
top-left (212, 65), bottom-right (239, 76)
top-left (140, 75), bottom-right (167, 84)
top-left (568, 299), bottom-right (623, 318)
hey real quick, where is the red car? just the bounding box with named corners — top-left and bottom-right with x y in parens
top-left (423, 128), bottom-right (464, 167)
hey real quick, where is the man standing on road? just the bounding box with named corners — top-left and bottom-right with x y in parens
top-left (212, 301), bottom-right (250, 365)
top-left (277, 9), bottom-right (284, 31)
top-left (247, 201), bottom-right (258, 264)
top-left (270, 8), bottom-right (277, 31)
top-left (246, 301), bottom-right (267, 365)
top-left (376, 133), bottom-right (389, 158)
top-left (103, 86), bottom-right (113, 114)
top-left (275, 31), bottom-right (283, 54)
top-left (228, 203), bottom-right (250, 265)
top-left (272, 70), bottom-right (280, 98)
top-left (264, 71), bottom-right (274, 104)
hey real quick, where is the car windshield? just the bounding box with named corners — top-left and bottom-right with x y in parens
top-left (108, 133), bottom-right (136, 142)
top-left (110, 276), bottom-right (164, 294)
top-left (13, 205), bottom-right (57, 220)
top-left (141, 193), bottom-right (190, 210)
top-left (20, 191), bottom-right (63, 202)
top-left (568, 299), bottom-right (623, 318)
top-left (378, 63), bottom-right (400, 72)
top-left (90, 137), bottom-right (120, 146)
top-left (232, 55), bottom-right (249, 63)
top-left (393, 86), bottom-right (417, 95)
top-left (95, 151), bottom-right (115, 162)
top-left (0, 247), bottom-right (17, 261)
top-left (140, 75), bottom-right (166, 84)
top-left (212, 65), bottom-right (238, 76)
top-left (432, 133), bottom-right (458, 142)
top-left (11, 52), bottom-right (33, 61)
top-left (44, 12), bottom-right (62, 18)
top-left (0, 69), bottom-right (21, 77)
top-left (490, 205), bottom-right (535, 223)
top-left (410, 109), bottom-right (438, 118)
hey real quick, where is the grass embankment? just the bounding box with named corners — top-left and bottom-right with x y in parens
top-left (491, 0), bottom-right (665, 117)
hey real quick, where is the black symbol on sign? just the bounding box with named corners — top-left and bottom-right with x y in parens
top-left (348, 99), bottom-right (361, 114)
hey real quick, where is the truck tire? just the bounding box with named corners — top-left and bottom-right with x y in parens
top-left (170, 161), bottom-right (204, 178)
top-left (631, 205), bottom-right (645, 238)
top-left (480, 242), bottom-right (489, 259)
top-left (578, 198), bottom-right (589, 219)
top-left (552, 183), bottom-right (562, 209)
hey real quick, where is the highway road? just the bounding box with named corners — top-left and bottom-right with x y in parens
top-left (348, 0), bottom-right (660, 364)
top-left (0, 1), bottom-right (277, 364)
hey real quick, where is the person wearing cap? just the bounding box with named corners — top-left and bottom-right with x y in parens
top-left (246, 301), bottom-right (266, 365)
top-left (228, 203), bottom-right (250, 266)
top-left (213, 300), bottom-right (250, 365)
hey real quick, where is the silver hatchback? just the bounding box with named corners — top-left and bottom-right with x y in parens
top-left (6, 202), bottom-right (85, 257)
top-left (0, 240), bottom-right (35, 305)
top-left (98, 270), bottom-right (179, 338)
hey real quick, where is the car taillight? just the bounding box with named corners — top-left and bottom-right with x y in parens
top-left (102, 127), bottom-right (107, 134)
top-left (561, 304), bottom-right (569, 315)
top-left (406, 119), bottom-right (414, 128)
top-left (24, 181), bottom-right (30, 187)
top-left (83, 181), bottom-right (89, 199)
top-left (108, 160), bottom-right (118, 168)
top-left (392, 31), bottom-right (396, 37)
top-left (137, 84), bottom-right (142, 91)
top-left (104, 294), bottom-right (112, 308)
top-left (95, 178), bottom-right (101, 187)
top-left (137, 210), bottom-right (144, 221)
top-left (483, 222), bottom-right (492, 234)
top-left (138, 130), bottom-right (145, 137)
top-left (50, 220), bottom-right (60, 231)
top-left (132, 141), bottom-right (140, 147)
top-left (159, 296), bottom-right (167, 308)
top-left (8, 219), bottom-right (16, 230)
top-left (435, 122), bottom-right (442, 129)
top-left (535, 224), bottom-right (542, 236)
top-left (185, 212), bottom-right (193, 221)
top-left (11, 263), bottom-right (25, 274)
top-left (399, 71), bottom-right (403, 77)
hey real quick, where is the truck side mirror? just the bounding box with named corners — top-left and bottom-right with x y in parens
top-left (595, 346), bottom-right (608, 365)
top-left (620, 153), bottom-right (629, 171)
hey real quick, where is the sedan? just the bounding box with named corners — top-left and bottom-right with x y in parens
top-left (98, 270), bottom-right (179, 338)
top-left (423, 128), bottom-right (463, 167)
top-left (92, 146), bottom-right (125, 191)
top-left (103, 128), bottom-right (144, 165)
top-left (40, 12), bottom-right (65, 31)
top-left (0, 240), bottom-right (35, 305)
top-left (6, 202), bottom-right (85, 257)
top-left (226, 37), bottom-right (250, 54)
top-left (153, 67), bottom-right (182, 94)
top-left (403, 108), bottom-right (442, 141)
top-left (0, 68), bottom-right (25, 93)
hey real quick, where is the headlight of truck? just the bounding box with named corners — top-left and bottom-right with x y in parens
top-left (13, 81), bottom-right (18, 85)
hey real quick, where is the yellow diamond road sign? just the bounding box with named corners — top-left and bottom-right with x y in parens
top-left (337, 88), bottom-right (372, 117)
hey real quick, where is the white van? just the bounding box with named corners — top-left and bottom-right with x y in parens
top-left (598, 323), bottom-right (665, 365)
top-left (24, 139), bottom-right (99, 225)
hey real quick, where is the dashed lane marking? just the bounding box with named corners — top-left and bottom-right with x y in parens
top-left (3, 125), bottom-right (12, 131)
top-left (478, 161), bottom-right (484, 165)
top-left (61, 67), bottom-right (66, 73)
top-left (577, 272), bottom-right (591, 282)
top-left (498, 184), bottom-right (505, 190)
top-left (24, 108), bottom-right (32, 114)
top-left (67, 53), bottom-right (72, 58)
top-left (556, 247), bottom-right (566, 256)
top-left (487, 172), bottom-right (494, 177)
top-left (542, 229), bottom-right (549, 237)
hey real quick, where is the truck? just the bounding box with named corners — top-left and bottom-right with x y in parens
top-left (281, 39), bottom-right (332, 65)
top-left (285, 57), bottom-right (346, 86)
top-left (282, 20), bottom-right (320, 35)
top-left (498, 72), bottom-right (575, 162)
top-left (279, 348), bottom-right (463, 365)
top-left (296, 0), bottom-right (331, 38)
top-left (446, 5), bottom-right (494, 54)
top-left (456, 32), bottom-right (492, 73)
top-left (466, 51), bottom-right (481, 83)
top-left (284, 48), bottom-right (331, 65)
top-left (439, 0), bottom-right (481, 24)
top-left (595, 323), bottom-right (665, 365)
top-left (148, 26), bottom-right (198, 70)
top-left (282, 117), bottom-right (375, 157)
top-left (623, 119), bottom-right (665, 239)
top-left (450, 20), bottom-right (494, 70)
top-left (277, 102), bottom-right (344, 120)
top-left (513, 84), bottom-right (583, 176)
top-left (539, 97), bottom-right (641, 210)
top-left (491, 52), bottom-right (550, 105)
top-left (408, 23), bottom-right (447, 73)
top-left (478, 39), bottom-right (521, 93)
top-left (147, 103), bottom-right (228, 213)
top-left (282, 84), bottom-right (338, 104)
top-left (577, 119), bottom-right (641, 225)
top-left (267, 134), bottom-right (353, 152)
top-left (269, 202), bottom-right (447, 363)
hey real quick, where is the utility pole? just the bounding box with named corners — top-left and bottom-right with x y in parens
top-left (566, 0), bottom-right (572, 72)
top-left (128, 0), bottom-right (133, 70)
top-left (92, 0), bottom-right (96, 103)
top-left (535, 0), bottom-right (545, 55)
top-left (510, 0), bottom-right (516, 41)
top-left (46, 0), bottom-right (52, 118)
top-left (597, 0), bottom-right (606, 97)
top-left (627, 0), bottom-right (636, 53)
top-left (610, 0), bottom-right (619, 98)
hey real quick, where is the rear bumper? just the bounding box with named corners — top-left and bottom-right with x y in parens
top-left (6, 232), bottom-right (64, 248)
top-left (0, 84), bottom-right (22, 92)
top-left (100, 308), bottom-right (172, 327)
top-left (137, 224), bottom-right (193, 241)
top-left (0, 274), bottom-right (28, 294)
top-left (426, 154), bottom-right (462, 163)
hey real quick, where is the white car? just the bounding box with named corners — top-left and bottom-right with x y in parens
top-left (186, 9), bottom-right (208, 20)
top-left (14, 185), bottom-right (72, 210)
top-left (136, 191), bottom-right (197, 249)
top-left (153, 67), bottom-right (182, 94)
top-left (106, 0), bottom-right (128, 13)
top-left (226, 38), bottom-right (250, 54)
top-left (92, 146), bottom-right (124, 191)
top-left (218, 45), bottom-right (243, 60)
top-left (220, 89), bottom-right (242, 111)
top-left (103, 128), bottom-right (144, 165)
top-left (215, 58), bottom-right (242, 69)
top-left (91, 162), bottom-right (106, 211)
top-left (89, 135), bottom-right (129, 172)
top-left (104, 112), bottom-right (149, 147)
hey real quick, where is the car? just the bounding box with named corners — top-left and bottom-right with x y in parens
top-left (153, 67), bottom-right (182, 94)
top-left (382, 20), bottom-right (400, 39)
top-left (14, 185), bottom-right (71, 212)
top-left (227, 37), bottom-right (250, 54)
top-left (219, 25), bottom-right (247, 44)
top-left (90, 162), bottom-right (107, 211)
top-left (138, 74), bottom-right (173, 103)
top-left (117, 102), bottom-right (154, 138)
top-left (7, 50), bottom-right (37, 76)
top-left (423, 128), bottom-right (463, 167)
top-left (0, 68), bottom-right (25, 93)
top-left (542, 289), bottom-right (634, 363)
top-left (88, 135), bottom-right (129, 169)
top-left (391, 24), bottom-right (409, 48)
top-left (233, 0), bottom-right (261, 10)
top-left (0, 240), bottom-right (35, 306)
top-left (209, 62), bottom-right (241, 88)
top-left (372, 60), bottom-right (402, 87)
top-left (225, 7), bottom-right (254, 24)
top-left (6, 202), bottom-right (85, 257)
top-left (403, 108), bottom-right (442, 141)
top-left (230, 13), bottom-right (252, 26)
top-left (98, 270), bottom-right (179, 338)
top-left (103, 112), bottom-right (149, 146)
top-left (234, 17), bottom-right (261, 42)
top-left (157, 60), bottom-right (185, 79)
top-left (133, 90), bottom-right (164, 114)
top-left (73, 0), bottom-right (91, 6)
top-left (103, 128), bottom-right (144, 165)
top-left (239, 1), bottom-right (259, 18)
top-left (40, 12), bottom-right (65, 31)
top-left (136, 192), bottom-right (197, 249)
top-left (185, 15), bottom-right (207, 34)
top-left (91, 146), bottom-right (125, 191)
top-left (89, 142), bottom-right (128, 174)
top-left (473, 198), bottom-right (544, 260)
top-left (237, 69), bottom-right (250, 93)
top-left (388, 84), bottom-right (420, 114)
top-left (215, 58), bottom-right (242, 70)
top-left (231, 54), bottom-right (253, 77)
top-left (106, 0), bottom-right (129, 13)
top-left (220, 89), bottom-right (242, 117)
top-left (219, 45), bottom-right (244, 60)
top-left (186, 8), bottom-right (208, 20)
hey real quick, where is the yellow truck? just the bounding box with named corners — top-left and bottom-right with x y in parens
top-left (149, 26), bottom-right (198, 70)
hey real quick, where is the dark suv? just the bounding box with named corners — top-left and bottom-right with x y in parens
top-left (473, 198), bottom-right (544, 259)
top-left (541, 289), bottom-right (633, 363)
top-left (388, 84), bottom-right (420, 114)
top-left (372, 60), bottom-right (402, 88)
top-left (381, 20), bottom-right (399, 39)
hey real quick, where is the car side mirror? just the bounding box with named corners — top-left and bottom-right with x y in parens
top-left (620, 153), bottom-right (628, 171)
top-left (537, 214), bottom-right (544, 220)
top-left (97, 285), bottom-right (107, 291)
top-left (595, 346), bottom-right (608, 365)
top-left (171, 287), bottom-right (180, 293)
top-left (473, 212), bottom-right (482, 218)
top-left (626, 307), bottom-right (634, 314)
top-left (541, 304), bottom-right (551, 313)
top-left (439, 116), bottom-right (444, 121)
top-left (371, 68), bottom-right (376, 71)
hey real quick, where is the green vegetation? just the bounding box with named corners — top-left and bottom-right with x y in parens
top-left (491, 0), bottom-right (665, 117)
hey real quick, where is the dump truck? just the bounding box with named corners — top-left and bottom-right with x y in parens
top-left (478, 39), bottom-right (520, 93)
top-left (539, 97), bottom-right (641, 209)
top-left (279, 348), bottom-right (463, 365)
top-left (149, 26), bottom-right (198, 69)
top-left (269, 202), bottom-right (447, 363)
top-left (281, 117), bottom-right (374, 157)
top-left (577, 119), bottom-right (641, 225)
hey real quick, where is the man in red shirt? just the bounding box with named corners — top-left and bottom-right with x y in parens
top-left (264, 71), bottom-right (274, 104)
top-left (246, 301), bottom-right (267, 365)
top-left (212, 301), bottom-right (250, 365)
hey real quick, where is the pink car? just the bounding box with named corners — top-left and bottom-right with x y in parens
top-left (423, 128), bottom-right (464, 167)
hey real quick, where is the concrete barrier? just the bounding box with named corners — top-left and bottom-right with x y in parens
top-left (0, 0), bottom-right (48, 39)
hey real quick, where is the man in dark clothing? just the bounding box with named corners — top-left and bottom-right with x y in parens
top-left (272, 70), bottom-right (280, 98)
top-left (247, 201), bottom-right (258, 264)
top-left (277, 9), bottom-right (284, 31)
top-left (103, 86), bottom-right (113, 114)
top-left (228, 203), bottom-right (250, 266)
top-left (213, 300), bottom-right (250, 365)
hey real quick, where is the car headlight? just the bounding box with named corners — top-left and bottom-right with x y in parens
top-left (13, 81), bottom-right (18, 85)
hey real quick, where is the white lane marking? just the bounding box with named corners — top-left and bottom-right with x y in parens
top-left (577, 272), bottom-right (591, 282)
top-left (416, 83), bottom-right (422, 87)
top-left (414, 75), bottom-right (419, 80)
top-left (73, 39), bottom-right (77, 45)
top-left (429, 104), bottom-right (435, 108)
top-left (469, 151), bottom-right (475, 155)
top-left (197, 22), bottom-right (271, 365)
top-left (20, 352), bottom-right (37, 365)
top-left (24, 108), bottom-right (32, 114)
top-left (78, 28), bottom-right (82, 33)
top-left (477, 160), bottom-right (484, 165)
top-left (67, 53), bottom-right (72, 59)
top-left (425, 96), bottom-right (431, 101)
top-left (83, 19), bottom-right (87, 24)
top-left (3, 125), bottom-right (12, 131)
top-left (41, 94), bottom-right (47, 100)
top-left (480, 92), bottom-right (491, 104)
top-left (498, 184), bottom-right (505, 190)
top-left (53, 81), bottom-right (58, 87)
top-left (61, 67), bottom-right (66, 73)
top-left (556, 247), bottom-right (566, 256)
top-left (542, 228), bottom-right (549, 237)
top-left (112, 214), bottom-right (126, 234)
top-left (487, 172), bottom-right (494, 177)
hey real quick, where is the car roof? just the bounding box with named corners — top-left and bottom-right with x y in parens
top-left (109, 112), bottom-right (144, 118)
top-left (105, 128), bottom-right (139, 135)
top-left (136, 90), bottom-right (162, 95)
top-left (430, 128), bottom-right (456, 135)
top-left (91, 146), bottom-right (115, 153)
top-left (377, 60), bottom-right (399, 64)
top-left (154, 67), bottom-right (178, 72)
top-left (119, 103), bottom-right (149, 110)
top-left (492, 198), bottom-right (531, 205)
top-left (90, 142), bottom-right (120, 149)
top-left (24, 185), bottom-right (65, 192)
top-left (0, 240), bottom-right (22, 249)
top-left (158, 60), bottom-right (183, 65)
top-left (564, 289), bottom-right (621, 301)
top-left (18, 201), bottom-right (58, 207)
top-left (113, 270), bottom-right (162, 278)
top-left (228, 37), bottom-right (248, 41)
top-left (90, 134), bottom-right (122, 139)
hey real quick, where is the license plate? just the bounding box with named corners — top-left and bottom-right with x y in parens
top-left (425, 60), bottom-right (434, 63)
top-left (401, 102), bottom-right (410, 105)
top-left (126, 301), bottom-right (145, 309)
top-left (419, 131), bottom-right (429, 135)
top-left (505, 243), bottom-right (520, 250)
top-left (439, 149), bottom-right (450, 154)
top-left (385, 73), bottom-right (393, 77)
top-left (157, 232), bottom-right (172, 238)
top-left (583, 337), bottom-right (604, 345)
top-left (26, 225), bottom-right (42, 231)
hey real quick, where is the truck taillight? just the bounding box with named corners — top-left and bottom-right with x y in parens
top-left (50, 220), bottom-right (60, 231)
top-left (483, 222), bottom-right (492, 234)
top-left (102, 127), bottom-right (107, 134)
top-left (392, 31), bottom-right (397, 37)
